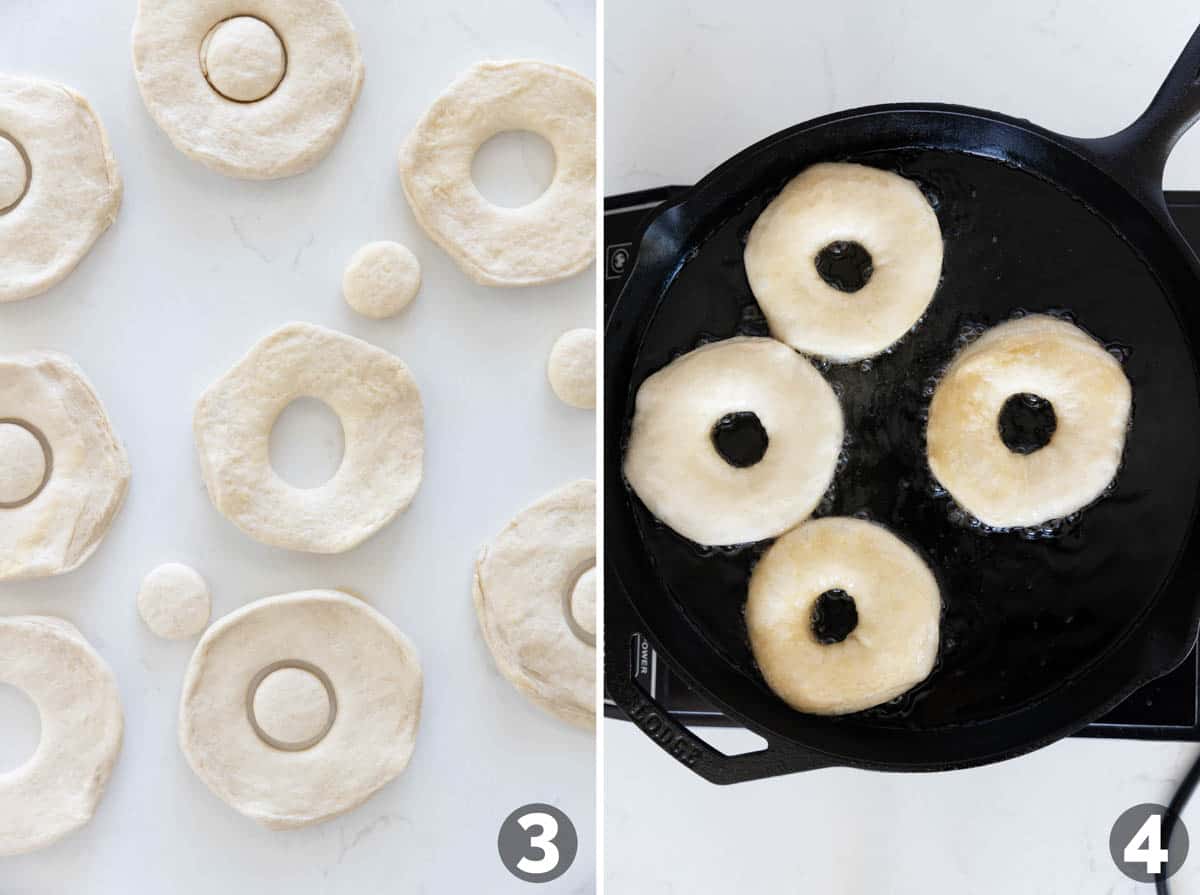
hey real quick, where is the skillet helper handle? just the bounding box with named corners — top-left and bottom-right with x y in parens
top-left (604, 572), bottom-right (835, 784)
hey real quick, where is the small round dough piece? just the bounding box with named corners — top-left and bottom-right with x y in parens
top-left (179, 590), bottom-right (422, 830)
top-left (193, 322), bottom-right (423, 553)
top-left (251, 666), bottom-right (331, 746)
top-left (744, 162), bottom-right (943, 361)
top-left (474, 479), bottom-right (595, 730)
top-left (623, 337), bottom-right (843, 546)
top-left (0, 422), bottom-right (47, 506)
top-left (746, 517), bottom-right (941, 715)
top-left (132, 0), bottom-right (364, 179)
top-left (0, 351), bottom-right (131, 581)
top-left (0, 75), bottom-right (122, 302)
top-left (137, 562), bottom-right (211, 640)
top-left (0, 616), bottom-right (124, 856)
top-left (547, 328), bottom-right (596, 409)
top-left (201, 16), bottom-right (287, 103)
top-left (570, 566), bottom-right (597, 639)
top-left (342, 241), bottom-right (421, 319)
top-left (399, 60), bottom-right (596, 287)
top-left (927, 314), bottom-right (1131, 528)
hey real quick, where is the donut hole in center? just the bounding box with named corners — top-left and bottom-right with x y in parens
top-left (200, 15), bottom-right (288, 104)
top-left (998, 392), bottom-right (1057, 454)
top-left (563, 561), bottom-right (597, 646)
top-left (711, 411), bottom-right (769, 468)
top-left (269, 398), bottom-right (345, 489)
top-left (247, 660), bottom-right (337, 752)
top-left (814, 240), bottom-right (874, 292)
top-left (811, 589), bottom-right (859, 644)
top-left (471, 130), bottom-right (556, 208)
top-left (0, 683), bottom-right (41, 773)
top-left (0, 419), bottom-right (53, 509)
top-left (0, 133), bottom-right (31, 215)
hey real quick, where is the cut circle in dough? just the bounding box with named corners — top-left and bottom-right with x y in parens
top-left (0, 75), bottom-right (122, 302)
top-left (0, 616), bottom-right (124, 856)
top-left (744, 162), bottom-right (943, 362)
top-left (132, 0), bottom-right (364, 179)
top-left (474, 479), bottom-right (596, 730)
top-left (547, 328), bottom-right (596, 409)
top-left (0, 421), bottom-right (48, 506)
top-left (623, 337), bottom-right (843, 546)
top-left (179, 590), bottom-right (422, 830)
top-left (399, 60), bottom-right (596, 287)
top-left (927, 314), bottom-right (1132, 528)
top-left (570, 565), bottom-right (597, 641)
top-left (137, 562), bottom-right (211, 640)
top-left (194, 322), bottom-right (423, 553)
top-left (0, 352), bottom-right (130, 581)
top-left (342, 241), bottom-right (421, 319)
top-left (746, 517), bottom-right (941, 715)
top-left (249, 663), bottom-right (335, 750)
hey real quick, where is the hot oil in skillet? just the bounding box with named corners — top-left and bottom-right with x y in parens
top-left (624, 148), bottom-right (1200, 729)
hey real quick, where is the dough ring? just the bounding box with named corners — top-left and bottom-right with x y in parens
top-left (623, 337), bottom-right (843, 546)
top-left (399, 60), bottom-right (596, 287)
top-left (0, 75), bottom-right (122, 302)
top-left (0, 616), bottom-right (124, 856)
top-left (473, 479), bottom-right (595, 730)
top-left (132, 0), bottom-right (364, 179)
top-left (0, 351), bottom-right (130, 581)
top-left (193, 322), bottom-right (423, 553)
top-left (746, 517), bottom-right (941, 715)
top-left (179, 590), bottom-right (422, 829)
top-left (927, 314), bottom-right (1132, 528)
top-left (744, 162), bottom-right (943, 361)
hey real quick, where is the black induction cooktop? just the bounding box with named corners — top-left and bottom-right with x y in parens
top-left (603, 186), bottom-right (1200, 741)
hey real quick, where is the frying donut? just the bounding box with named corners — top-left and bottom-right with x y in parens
top-left (744, 162), bottom-right (943, 361)
top-left (623, 337), bottom-right (843, 546)
top-left (927, 314), bottom-right (1131, 528)
top-left (746, 517), bottom-right (941, 715)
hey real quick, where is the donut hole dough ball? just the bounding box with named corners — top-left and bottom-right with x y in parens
top-left (623, 337), bottom-right (843, 546)
top-left (568, 565), bottom-right (597, 643)
top-left (0, 134), bottom-right (30, 213)
top-left (0, 617), bottom-right (123, 856)
top-left (249, 664), bottom-right (334, 750)
top-left (746, 517), bottom-right (941, 715)
top-left (927, 314), bottom-right (1132, 528)
top-left (0, 421), bottom-right (49, 507)
top-left (137, 563), bottom-right (211, 640)
top-left (744, 162), bottom-right (943, 362)
top-left (200, 16), bottom-right (287, 103)
top-left (342, 241), bottom-right (421, 319)
top-left (399, 60), bottom-right (596, 287)
top-left (547, 328), bottom-right (596, 409)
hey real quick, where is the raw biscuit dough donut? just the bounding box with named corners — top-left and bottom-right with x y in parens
top-left (0, 351), bottom-right (130, 581)
top-left (927, 314), bottom-right (1132, 528)
top-left (0, 616), bottom-right (124, 856)
top-left (0, 75), bottom-right (122, 302)
top-left (744, 162), bottom-right (943, 361)
top-left (179, 590), bottom-right (422, 829)
top-left (137, 562), bottom-right (211, 640)
top-left (474, 479), bottom-right (595, 730)
top-left (547, 328), bottom-right (596, 409)
top-left (623, 337), bottom-right (843, 546)
top-left (132, 0), bottom-right (364, 179)
top-left (399, 60), bottom-right (596, 287)
top-left (746, 517), bottom-right (941, 715)
top-left (342, 241), bottom-right (421, 319)
top-left (193, 322), bottom-right (423, 553)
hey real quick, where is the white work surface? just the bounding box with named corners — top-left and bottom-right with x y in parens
top-left (605, 1), bottom-right (1200, 893)
top-left (0, 1), bottom-right (595, 893)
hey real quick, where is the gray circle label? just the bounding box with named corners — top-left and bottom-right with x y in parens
top-left (498, 803), bottom-right (578, 883)
top-left (1109, 802), bottom-right (1189, 883)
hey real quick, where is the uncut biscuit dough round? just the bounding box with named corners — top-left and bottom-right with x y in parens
top-left (179, 590), bottom-right (422, 830)
top-left (746, 517), bottom-right (941, 715)
top-left (744, 162), bottom-right (943, 361)
top-left (0, 351), bottom-right (130, 581)
top-left (473, 479), bottom-right (595, 730)
top-left (137, 562), bottom-right (211, 640)
top-left (193, 322), bottom-right (423, 553)
top-left (0, 616), bottom-right (124, 856)
top-left (399, 60), bottom-right (596, 287)
top-left (547, 328), bottom-right (595, 409)
top-left (0, 75), bottom-right (122, 302)
top-left (623, 337), bottom-right (843, 546)
top-left (927, 314), bottom-right (1132, 528)
top-left (132, 0), bottom-right (364, 179)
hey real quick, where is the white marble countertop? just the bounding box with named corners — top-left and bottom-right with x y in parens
top-left (0, 1), bottom-right (595, 893)
top-left (605, 1), bottom-right (1200, 892)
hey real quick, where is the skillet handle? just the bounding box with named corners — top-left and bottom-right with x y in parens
top-left (604, 569), bottom-right (836, 784)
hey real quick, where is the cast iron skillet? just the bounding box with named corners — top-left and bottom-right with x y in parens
top-left (605, 26), bottom-right (1200, 783)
